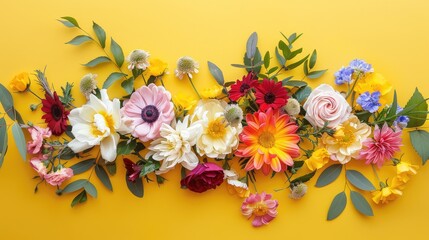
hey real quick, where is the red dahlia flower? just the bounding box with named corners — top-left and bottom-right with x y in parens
top-left (229, 72), bottom-right (258, 101)
top-left (255, 79), bottom-right (288, 111)
top-left (41, 92), bottom-right (69, 136)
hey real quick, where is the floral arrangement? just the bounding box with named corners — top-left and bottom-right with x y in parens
top-left (1, 17), bottom-right (428, 227)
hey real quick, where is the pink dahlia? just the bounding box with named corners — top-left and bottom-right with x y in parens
top-left (121, 83), bottom-right (175, 142)
top-left (241, 192), bottom-right (278, 227)
top-left (360, 123), bottom-right (402, 168)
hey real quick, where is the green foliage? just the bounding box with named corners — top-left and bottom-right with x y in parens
top-left (83, 181), bottom-right (97, 198)
top-left (110, 37), bottom-right (124, 68)
top-left (70, 158), bottom-right (96, 175)
top-left (290, 171), bottom-right (316, 186)
top-left (246, 32), bottom-right (258, 59)
top-left (105, 162), bottom-right (117, 176)
top-left (346, 170), bottom-right (375, 191)
top-left (409, 130), bottom-right (429, 164)
top-left (12, 123), bottom-right (26, 161)
top-left (327, 191), bottom-right (347, 220)
top-left (307, 70), bottom-right (327, 79)
top-left (121, 77), bottom-right (135, 94)
top-left (294, 86), bottom-right (312, 103)
top-left (71, 190), bottom-right (87, 207)
top-left (59, 82), bottom-right (74, 106)
top-left (403, 88), bottom-right (428, 128)
top-left (0, 83), bottom-right (23, 123)
top-left (83, 56), bottom-right (111, 68)
top-left (61, 179), bottom-right (87, 194)
top-left (315, 164), bottom-right (342, 187)
top-left (60, 16), bottom-right (80, 28)
top-left (95, 164), bottom-right (113, 191)
top-left (0, 118), bottom-right (8, 167)
top-left (126, 175), bottom-right (144, 198)
top-left (65, 35), bottom-right (92, 45)
top-left (208, 61), bottom-right (224, 86)
top-left (117, 139), bottom-right (137, 155)
top-left (140, 160), bottom-right (161, 177)
top-left (103, 72), bottom-right (127, 89)
top-left (92, 22), bottom-right (106, 48)
top-left (350, 190), bottom-right (373, 216)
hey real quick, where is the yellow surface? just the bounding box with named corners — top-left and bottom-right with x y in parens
top-left (1, 0), bottom-right (429, 239)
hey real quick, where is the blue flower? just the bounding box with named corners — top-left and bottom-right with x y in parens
top-left (356, 91), bottom-right (381, 113)
top-left (334, 66), bottom-right (353, 85)
top-left (349, 59), bottom-right (373, 74)
top-left (393, 106), bottom-right (409, 129)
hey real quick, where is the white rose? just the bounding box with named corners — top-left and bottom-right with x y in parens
top-left (303, 84), bottom-right (351, 128)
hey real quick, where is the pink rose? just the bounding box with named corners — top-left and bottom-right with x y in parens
top-left (30, 157), bottom-right (48, 179)
top-left (180, 163), bottom-right (224, 193)
top-left (27, 126), bottom-right (52, 154)
top-left (44, 167), bottom-right (74, 186)
top-left (303, 84), bottom-right (351, 128)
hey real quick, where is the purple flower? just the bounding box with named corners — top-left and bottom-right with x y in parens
top-left (357, 91), bottom-right (381, 113)
top-left (334, 66), bottom-right (353, 85)
top-left (349, 59), bottom-right (373, 74)
top-left (393, 106), bottom-right (409, 129)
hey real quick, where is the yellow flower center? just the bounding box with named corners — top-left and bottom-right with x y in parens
top-left (207, 118), bottom-right (227, 138)
top-left (252, 202), bottom-right (269, 216)
top-left (334, 126), bottom-right (355, 146)
top-left (91, 111), bottom-right (115, 137)
top-left (258, 131), bottom-right (275, 148)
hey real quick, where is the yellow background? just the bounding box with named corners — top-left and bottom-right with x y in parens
top-left (1, 0), bottom-right (429, 239)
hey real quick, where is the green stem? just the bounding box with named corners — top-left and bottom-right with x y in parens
top-left (28, 89), bottom-right (42, 100)
top-left (371, 164), bottom-right (381, 183)
top-left (141, 74), bottom-right (148, 85)
top-left (188, 76), bottom-right (201, 99)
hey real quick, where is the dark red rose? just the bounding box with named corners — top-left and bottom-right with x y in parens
top-left (180, 162), bottom-right (224, 193)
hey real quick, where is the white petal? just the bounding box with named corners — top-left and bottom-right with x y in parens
top-left (68, 139), bottom-right (92, 153)
top-left (100, 133), bottom-right (119, 162)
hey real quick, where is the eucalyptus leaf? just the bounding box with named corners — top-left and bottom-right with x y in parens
top-left (327, 192), bottom-right (347, 220)
top-left (126, 175), bottom-right (144, 198)
top-left (280, 76), bottom-right (294, 86)
top-left (350, 190), bottom-right (373, 216)
top-left (95, 164), bottom-right (113, 191)
top-left (83, 181), bottom-right (97, 198)
top-left (246, 32), bottom-right (258, 59)
top-left (315, 164), bottom-right (342, 187)
top-left (0, 83), bottom-right (21, 122)
top-left (386, 90), bottom-right (398, 119)
top-left (83, 56), bottom-right (111, 68)
top-left (275, 47), bottom-right (286, 66)
top-left (106, 162), bottom-right (117, 176)
top-left (208, 61), bottom-right (224, 86)
top-left (294, 86), bottom-right (312, 103)
top-left (263, 51), bottom-right (270, 69)
top-left (65, 35), bottom-right (92, 45)
top-left (121, 77), bottom-right (135, 94)
top-left (309, 50), bottom-right (317, 69)
top-left (140, 161), bottom-right (161, 177)
top-left (307, 70), bottom-right (328, 79)
top-left (283, 80), bottom-right (306, 88)
top-left (70, 158), bottom-right (96, 175)
top-left (409, 130), bottom-right (429, 164)
top-left (346, 170), bottom-right (375, 191)
top-left (60, 16), bottom-right (80, 28)
top-left (58, 20), bottom-right (75, 28)
top-left (92, 22), bottom-right (106, 48)
top-left (287, 48), bottom-right (302, 60)
top-left (0, 118), bottom-right (8, 167)
top-left (103, 72), bottom-right (127, 89)
top-left (403, 88), bottom-right (428, 128)
top-left (12, 123), bottom-right (26, 161)
top-left (117, 139), bottom-right (137, 155)
top-left (285, 54), bottom-right (309, 70)
top-left (303, 59), bottom-right (309, 76)
top-left (71, 190), bottom-right (87, 207)
top-left (110, 37), bottom-right (124, 68)
top-left (61, 179), bottom-right (87, 194)
top-left (290, 171), bottom-right (316, 185)
top-left (266, 66), bottom-right (278, 76)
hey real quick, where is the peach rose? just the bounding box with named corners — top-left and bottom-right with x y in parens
top-left (303, 84), bottom-right (351, 129)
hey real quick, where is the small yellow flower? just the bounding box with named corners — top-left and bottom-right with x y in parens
top-left (173, 93), bottom-right (198, 113)
top-left (10, 72), bottom-right (31, 92)
top-left (200, 85), bottom-right (223, 99)
top-left (371, 177), bottom-right (404, 204)
top-left (144, 58), bottom-right (168, 78)
top-left (354, 73), bottom-right (392, 105)
top-left (396, 161), bottom-right (419, 183)
top-left (305, 148), bottom-right (330, 171)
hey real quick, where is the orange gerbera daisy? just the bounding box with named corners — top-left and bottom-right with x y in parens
top-left (236, 108), bottom-right (300, 175)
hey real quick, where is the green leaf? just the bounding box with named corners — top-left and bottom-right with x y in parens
top-left (327, 192), bottom-right (347, 220)
top-left (346, 170), bottom-right (376, 191)
top-left (92, 22), bottom-right (106, 48)
top-left (409, 130), bottom-right (429, 164)
top-left (84, 181), bottom-right (97, 198)
top-left (307, 70), bottom-right (328, 79)
top-left (62, 179), bottom-right (87, 194)
top-left (121, 77), bottom-right (135, 94)
top-left (103, 72), bottom-right (127, 89)
top-left (294, 86), bottom-right (312, 103)
top-left (250, 48), bottom-right (262, 74)
top-left (285, 54), bottom-right (309, 70)
top-left (117, 139), bottom-right (137, 155)
top-left (207, 61), bottom-right (224, 86)
top-left (83, 56), bottom-right (111, 67)
top-left (280, 76), bottom-right (294, 86)
top-left (60, 16), bottom-right (80, 28)
top-left (263, 51), bottom-right (270, 69)
top-left (0, 83), bottom-right (22, 122)
top-left (95, 164), bottom-right (113, 191)
top-left (266, 66), bottom-right (278, 76)
top-left (110, 37), bottom-right (124, 68)
top-left (65, 35), bottom-right (92, 45)
top-left (59, 82), bottom-right (74, 106)
top-left (58, 146), bottom-right (76, 160)
top-left (70, 158), bottom-right (96, 175)
top-left (315, 164), bottom-right (342, 187)
top-left (12, 123), bottom-right (26, 161)
top-left (403, 88), bottom-right (428, 127)
top-left (246, 32), bottom-right (258, 59)
top-left (58, 20), bottom-right (75, 28)
top-left (71, 190), bottom-right (87, 207)
top-left (350, 190), bottom-right (373, 216)
top-left (126, 175), bottom-right (144, 198)
top-left (275, 47), bottom-right (286, 66)
top-left (287, 48), bottom-right (302, 60)
top-left (105, 162), bottom-right (117, 176)
top-left (290, 171), bottom-right (316, 185)
top-left (303, 59), bottom-right (309, 76)
top-left (0, 118), bottom-right (8, 167)
top-left (140, 161), bottom-right (161, 177)
top-left (386, 90), bottom-right (398, 119)
top-left (309, 50), bottom-right (317, 69)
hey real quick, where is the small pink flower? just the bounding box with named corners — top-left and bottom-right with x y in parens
top-left (44, 167), bottom-right (74, 186)
top-left (121, 83), bottom-right (174, 142)
top-left (241, 192), bottom-right (278, 227)
top-left (360, 123), bottom-right (402, 168)
top-left (30, 157), bottom-right (48, 179)
top-left (27, 126), bottom-right (52, 154)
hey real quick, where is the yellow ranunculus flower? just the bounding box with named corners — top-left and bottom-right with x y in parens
top-left (200, 85), bottom-right (223, 99)
top-left (305, 148), bottom-right (330, 171)
top-left (10, 72), bottom-right (30, 92)
top-left (144, 58), bottom-right (168, 78)
top-left (396, 161), bottom-right (419, 183)
top-left (371, 177), bottom-right (404, 204)
top-left (354, 73), bottom-right (392, 106)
